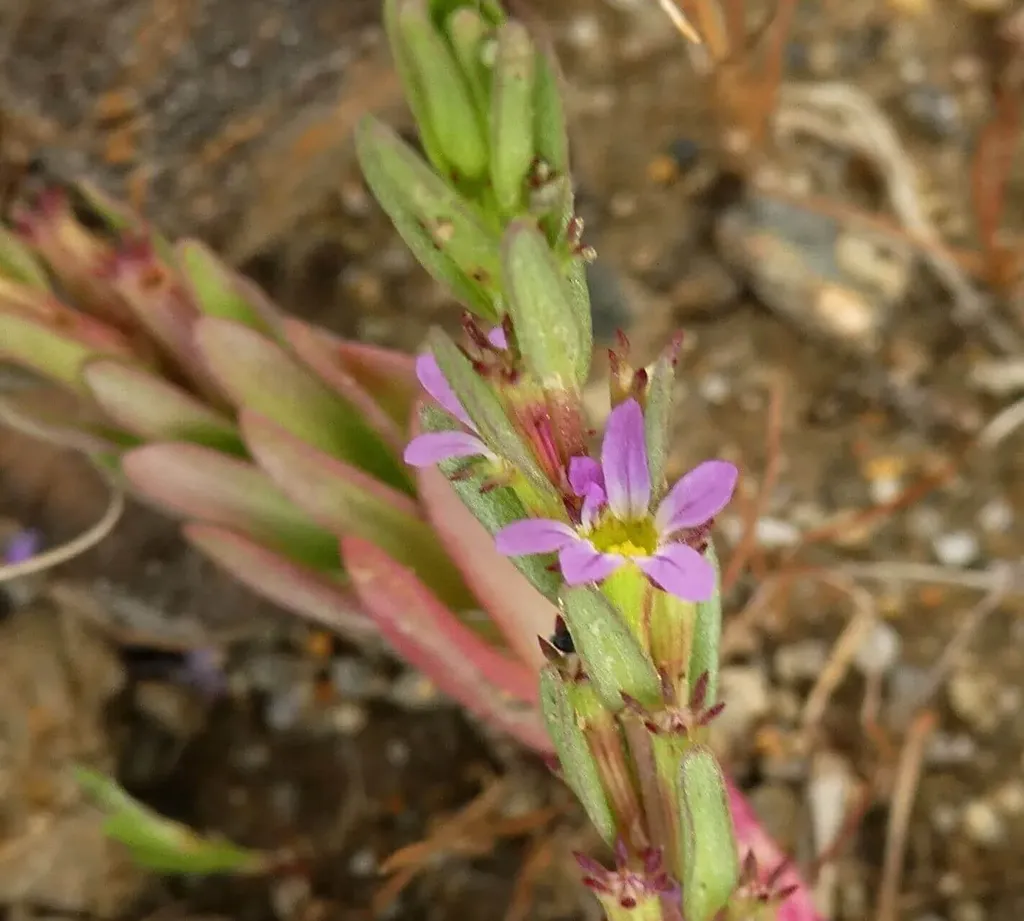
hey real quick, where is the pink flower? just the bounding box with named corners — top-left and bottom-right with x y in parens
top-left (494, 399), bottom-right (737, 602)
top-left (403, 327), bottom-right (507, 468)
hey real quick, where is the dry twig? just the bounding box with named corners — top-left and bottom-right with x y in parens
top-left (875, 711), bottom-right (937, 921)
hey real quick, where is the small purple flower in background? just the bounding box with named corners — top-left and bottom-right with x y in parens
top-left (494, 398), bottom-right (737, 602)
top-left (3, 529), bottom-right (42, 565)
top-left (403, 327), bottom-right (506, 468)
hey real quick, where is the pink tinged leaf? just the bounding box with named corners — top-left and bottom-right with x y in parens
top-left (404, 431), bottom-right (488, 466)
top-left (334, 339), bottom-right (420, 429)
top-left (122, 442), bottom-right (340, 568)
top-left (0, 383), bottom-right (126, 454)
top-left (637, 542), bottom-right (715, 602)
top-left (655, 460), bottom-right (740, 535)
top-left (725, 778), bottom-right (824, 921)
top-left (494, 519), bottom-right (578, 556)
top-left (415, 461), bottom-right (559, 671)
top-left (105, 244), bottom-right (228, 403)
top-left (194, 318), bottom-right (410, 492)
top-left (241, 411), bottom-right (475, 613)
top-left (342, 536), bottom-right (549, 751)
top-left (175, 240), bottom-right (280, 334)
top-left (83, 358), bottom-right (244, 452)
top-left (558, 541), bottom-right (622, 585)
top-left (281, 317), bottom-right (407, 455)
top-left (415, 352), bottom-right (472, 426)
top-left (0, 307), bottom-right (137, 392)
top-left (184, 523), bottom-right (375, 644)
top-left (601, 398), bottom-right (652, 520)
top-left (568, 455), bottom-right (603, 496)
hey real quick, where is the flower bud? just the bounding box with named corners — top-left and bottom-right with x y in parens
top-left (390, 0), bottom-right (489, 181)
top-left (540, 666), bottom-right (617, 844)
top-left (678, 745), bottom-right (740, 921)
top-left (489, 22), bottom-right (537, 216)
top-left (560, 584), bottom-right (661, 713)
top-left (502, 219), bottom-right (592, 391)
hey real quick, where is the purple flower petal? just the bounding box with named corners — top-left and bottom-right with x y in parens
top-left (569, 456), bottom-right (604, 496)
top-left (558, 540), bottom-right (622, 585)
top-left (637, 542), bottom-right (716, 601)
top-left (655, 460), bottom-right (739, 535)
top-left (601, 398), bottom-right (651, 520)
top-left (495, 518), bottom-right (578, 556)
top-left (404, 431), bottom-right (489, 467)
top-left (416, 352), bottom-right (472, 427)
top-left (3, 529), bottom-right (41, 565)
top-left (579, 482), bottom-right (607, 531)
top-left (488, 326), bottom-right (508, 349)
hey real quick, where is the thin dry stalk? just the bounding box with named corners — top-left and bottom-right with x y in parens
top-left (874, 710), bottom-right (937, 921)
top-left (801, 576), bottom-right (878, 732)
top-left (0, 464), bottom-right (123, 583)
top-left (722, 376), bottom-right (785, 593)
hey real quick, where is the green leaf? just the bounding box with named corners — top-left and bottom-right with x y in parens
top-left (355, 117), bottom-right (500, 322)
top-left (539, 666), bottom-right (617, 843)
top-left (176, 240), bottom-right (275, 332)
top-left (559, 584), bottom-right (662, 712)
top-left (678, 745), bottom-right (740, 921)
top-left (502, 220), bottom-right (590, 389)
top-left (195, 317), bottom-right (411, 493)
top-left (395, 0), bottom-right (488, 180)
top-left (0, 226), bottom-right (51, 289)
top-left (489, 22), bottom-right (536, 216)
top-left (0, 310), bottom-right (103, 391)
top-left (75, 767), bottom-right (268, 876)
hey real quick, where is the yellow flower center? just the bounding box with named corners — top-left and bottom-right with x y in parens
top-left (588, 515), bottom-right (658, 557)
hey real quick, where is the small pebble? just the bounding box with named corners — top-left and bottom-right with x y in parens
top-left (389, 670), bottom-right (443, 710)
top-left (931, 801), bottom-right (960, 834)
top-left (932, 530), bottom-right (980, 567)
top-left (978, 498), bottom-right (1013, 534)
top-left (952, 903), bottom-right (985, 921)
top-left (385, 738), bottom-right (411, 767)
top-left (854, 622), bottom-right (902, 677)
top-left (272, 876), bottom-right (311, 920)
top-left (926, 731), bottom-right (977, 766)
top-left (348, 847), bottom-right (377, 877)
top-left (565, 14), bottom-right (601, 50)
top-left (902, 84), bottom-right (962, 139)
top-left (330, 701), bottom-right (368, 735)
top-left (330, 657), bottom-right (381, 699)
top-left (266, 683), bottom-right (312, 732)
top-left (698, 372), bottom-right (731, 406)
top-left (948, 667), bottom-right (1000, 732)
top-left (774, 640), bottom-right (829, 685)
top-left (993, 779), bottom-right (1024, 816)
top-left (755, 517), bottom-right (802, 549)
top-left (715, 666), bottom-right (770, 744)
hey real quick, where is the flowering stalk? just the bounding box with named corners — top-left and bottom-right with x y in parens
top-left (362, 2), bottom-right (808, 919)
